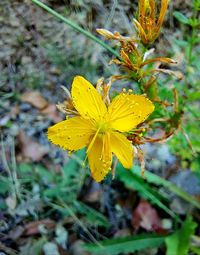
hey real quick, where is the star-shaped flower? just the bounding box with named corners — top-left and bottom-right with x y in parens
top-left (48, 76), bottom-right (154, 182)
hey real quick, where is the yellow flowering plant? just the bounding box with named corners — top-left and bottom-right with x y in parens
top-left (46, 0), bottom-right (184, 182)
top-left (48, 76), bottom-right (154, 182)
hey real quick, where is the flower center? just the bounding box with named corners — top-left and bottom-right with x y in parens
top-left (97, 121), bottom-right (109, 134)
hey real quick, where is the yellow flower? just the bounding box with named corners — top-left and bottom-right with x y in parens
top-left (48, 76), bottom-right (154, 182)
top-left (133, 0), bottom-right (169, 44)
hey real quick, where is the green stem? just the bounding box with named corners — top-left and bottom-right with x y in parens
top-left (31, 0), bottom-right (119, 58)
top-left (188, 25), bottom-right (195, 63)
top-left (188, 3), bottom-right (198, 64)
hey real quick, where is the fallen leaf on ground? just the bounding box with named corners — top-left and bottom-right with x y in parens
top-left (83, 181), bottom-right (102, 203)
top-left (41, 104), bottom-right (62, 123)
top-left (18, 131), bottom-right (49, 162)
top-left (24, 219), bottom-right (55, 236)
top-left (21, 91), bottom-right (48, 110)
top-left (132, 200), bottom-right (163, 233)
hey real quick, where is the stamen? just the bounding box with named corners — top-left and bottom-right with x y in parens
top-left (86, 127), bottom-right (101, 155)
top-left (81, 127), bottom-right (101, 168)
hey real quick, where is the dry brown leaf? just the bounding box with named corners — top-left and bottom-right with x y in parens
top-left (24, 219), bottom-right (55, 236)
top-left (21, 91), bottom-right (48, 110)
top-left (18, 131), bottom-right (48, 162)
top-left (132, 200), bottom-right (163, 233)
top-left (41, 104), bottom-right (62, 123)
top-left (83, 182), bottom-right (101, 203)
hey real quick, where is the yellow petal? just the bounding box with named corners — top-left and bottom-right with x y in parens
top-left (107, 93), bottom-right (154, 132)
top-left (71, 76), bottom-right (107, 122)
top-left (47, 116), bottom-right (95, 151)
top-left (87, 133), bottom-right (112, 182)
top-left (110, 131), bottom-right (133, 169)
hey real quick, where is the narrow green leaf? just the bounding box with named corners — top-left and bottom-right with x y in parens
top-left (187, 91), bottom-right (200, 101)
top-left (51, 200), bottom-right (109, 227)
top-left (165, 217), bottom-right (197, 255)
top-left (131, 166), bottom-right (200, 210)
top-left (62, 149), bottom-right (85, 180)
top-left (0, 179), bottom-right (10, 194)
top-left (74, 201), bottom-right (109, 227)
top-left (117, 165), bottom-right (179, 220)
top-left (36, 165), bottom-right (54, 182)
top-left (43, 185), bottom-right (63, 198)
top-left (173, 38), bottom-right (188, 47)
top-left (50, 203), bottom-right (75, 217)
top-left (83, 233), bottom-right (166, 255)
top-left (18, 163), bottom-right (33, 174)
top-left (173, 11), bottom-right (190, 25)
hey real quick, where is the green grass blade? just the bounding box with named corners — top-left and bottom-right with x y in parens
top-left (117, 165), bottom-right (180, 221)
top-left (73, 201), bottom-right (110, 227)
top-left (132, 166), bottom-right (200, 209)
top-left (31, 0), bottom-right (120, 58)
top-left (83, 233), bottom-right (166, 255)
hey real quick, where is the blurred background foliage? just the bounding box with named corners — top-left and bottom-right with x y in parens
top-left (0, 0), bottom-right (200, 254)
